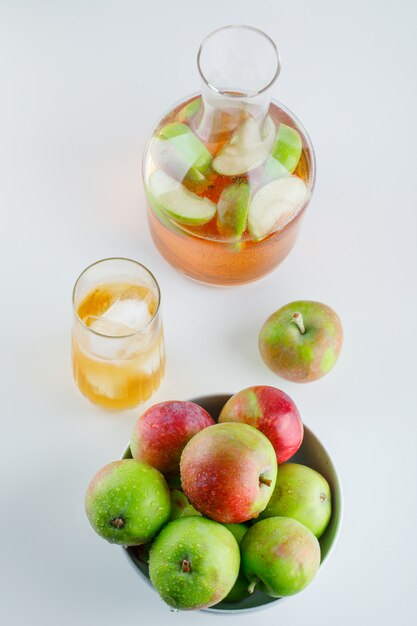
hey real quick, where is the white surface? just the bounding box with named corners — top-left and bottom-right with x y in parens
top-left (1, 1), bottom-right (416, 624)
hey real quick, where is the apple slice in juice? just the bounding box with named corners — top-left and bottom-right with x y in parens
top-left (248, 176), bottom-right (308, 241)
top-left (262, 156), bottom-right (291, 181)
top-left (176, 97), bottom-right (202, 124)
top-left (212, 116), bottom-right (276, 176)
top-left (149, 170), bottom-right (216, 226)
top-left (255, 124), bottom-right (303, 188)
top-left (271, 123), bottom-right (302, 173)
top-left (156, 122), bottom-right (212, 184)
top-left (217, 181), bottom-right (250, 241)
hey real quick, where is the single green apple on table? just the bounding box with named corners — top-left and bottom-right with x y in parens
top-left (259, 463), bottom-right (331, 538)
top-left (85, 459), bottom-right (170, 546)
top-left (241, 517), bottom-right (320, 597)
top-left (259, 300), bottom-right (343, 382)
top-left (149, 517), bottom-right (240, 610)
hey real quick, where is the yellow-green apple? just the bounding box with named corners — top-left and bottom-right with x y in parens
top-left (241, 517), bottom-right (320, 596)
top-left (169, 489), bottom-right (202, 520)
top-left (130, 401), bottom-right (214, 474)
top-left (149, 517), bottom-right (240, 610)
top-left (85, 459), bottom-right (170, 545)
top-left (222, 524), bottom-right (250, 603)
top-left (218, 386), bottom-right (303, 464)
top-left (259, 463), bottom-right (331, 537)
top-left (180, 422), bottom-right (277, 523)
top-left (259, 301), bottom-right (343, 382)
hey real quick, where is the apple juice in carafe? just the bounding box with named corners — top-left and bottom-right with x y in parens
top-left (143, 26), bottom-right (315, 286)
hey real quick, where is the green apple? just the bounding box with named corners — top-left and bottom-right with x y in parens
top-left (217, 181), bottom-right (250, 240)
top-left (222, 524), bottom-right (250, 603)
top-left (156, 121), bottom-right (212, 183)
top-left (85, 459), bottom-right (170, 546)
top-left (241, 517), bottom-right (320, 597)
top-left (259, 300), bottom-right (343, 382)
top-left (223, 523), bottom-right (248, 544)
top-left (259, 463), bottom-right (331, 538)
top-left (248, 175), bottom-right (308, 241)
top-left (212, 116), bottom-right (276, 176)
top-left (149, 517), bottom-right (240, 610)
top-left (169, 489), bottom-right (202, 520)
top-left (148, 170), bottom-right (216, 225)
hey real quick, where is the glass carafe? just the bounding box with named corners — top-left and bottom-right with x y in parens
top-left (143, 25), bottom-right (315, 286)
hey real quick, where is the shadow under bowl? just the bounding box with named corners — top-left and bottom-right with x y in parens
top-left (122, 393), bottom-right (343, 614)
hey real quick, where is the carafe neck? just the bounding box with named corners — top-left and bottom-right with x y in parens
top-left (195, 25), bottom-right (280, 143)
top-left (196, 87), bottom-right (272, 143)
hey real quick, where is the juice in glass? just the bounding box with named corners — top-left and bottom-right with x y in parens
top-left (72, 259), bottom-right (165, 409)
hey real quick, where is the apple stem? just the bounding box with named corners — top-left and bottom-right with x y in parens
top-left (181, 558), bottom-right (192, 573)
top-left (291, 312), bottom-right (305, 335)
top-left (259, 474), bottom-right (272, 487)
top-left (248, 577), bottom-right (259, 594)
top-left (111, 517), bottom-right (125, 529)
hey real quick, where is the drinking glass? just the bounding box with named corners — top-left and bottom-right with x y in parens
top-left (72, 258), bottom-right (165, 409)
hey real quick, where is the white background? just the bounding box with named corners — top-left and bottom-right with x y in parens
top-left (1, 1), bottom-right (417, 624)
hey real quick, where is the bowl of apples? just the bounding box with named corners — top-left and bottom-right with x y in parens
top-left (85, 387), bottom-right (342, 613)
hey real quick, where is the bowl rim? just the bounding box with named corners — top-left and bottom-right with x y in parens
top-left (122, 392), bottom-right (343, 614)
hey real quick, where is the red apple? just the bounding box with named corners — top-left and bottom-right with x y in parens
top-left (218, 386), bottom-right (303, 464)
top-left (180, 422), bottom-right (277, 524)
top-left (130, 401), bottom-right (214, 474)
